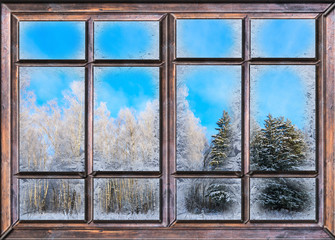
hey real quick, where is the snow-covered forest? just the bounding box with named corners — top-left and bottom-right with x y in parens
top-left (19, 66), bottom-right (316, 220)
top-left (20, 67), bottom-right (242, 172)
top-left (20, 179), bottom-right (85, 220)
top-left (94, 178), bottom-right (160, 220)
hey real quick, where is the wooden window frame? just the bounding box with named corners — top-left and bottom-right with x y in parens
top-left (1, 2), bottom-right (335, 239)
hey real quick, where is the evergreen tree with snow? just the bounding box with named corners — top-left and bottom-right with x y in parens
top-left (208, 111), bottom-right (231, 170)
top-left (251, 115), bottom-right (309, 213)
top-left (251, 114), bottom-right (306, 171)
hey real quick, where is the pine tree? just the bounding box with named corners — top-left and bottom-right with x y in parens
top-left (251, 114), bottom-right (306, 171)
top-left (208, 111), bottom-right (231, 170)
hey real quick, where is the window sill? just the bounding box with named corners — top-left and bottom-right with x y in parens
top-left (5, 227), bottom-right (333, 239)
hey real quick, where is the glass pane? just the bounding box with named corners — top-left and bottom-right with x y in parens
top-left (250, 65), bottom-right (315, 171)
top-left (251, 19), bottom-right (315, 58)
top-left (94, 178), bottom-right (160, 220)
top-left (19, 179), bottom-right (85, 220)
top-left (94, 21), bottom-right (159, 59)
top-left (20, 21), bottom-right (85, 59)
top-left (19, 67), bottom-right (85, 172)
top-left (176, 19), bottom-right (242, 58)
top-left (177, 178), bottom-right (241, 220)
top-left (250, 178), bottom-right (316, 220)
top-left (177, 66), bottom-right (241, 171)
top-left (94, 67), bottom-right (159, 171)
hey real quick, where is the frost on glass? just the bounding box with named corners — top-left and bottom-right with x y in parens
top-left (19, 67), bottom-right (85, 172)
top-left (250, 65), bottom-right (315, 171)
top-left (251, 19), bottom-right (315, 58)
top-left (177, 178), bottom-right (241, 220)
top-left (176, 19), bottom-right (242, 58)
top-left (19, 179), bottom-right (85, 220)
top-left (94, 67), bottom-right (159, 171)
top-left (94, 178), bottom-right (160, 220)
top-left (250, 178), bottom-right (315, 220)
top-left (20, 21), bottom-right (85, 59)
top-left (176, 66), bottom-right (241, 171)
top-left (94, 21), bottom-right (159, 59)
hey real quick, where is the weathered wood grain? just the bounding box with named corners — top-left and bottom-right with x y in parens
top-left (1, 3), bottom-right (12, 236)
top-left (324, 5), bottom-right (335, 237)
top-left (6, 228), bottom-right (332, 239)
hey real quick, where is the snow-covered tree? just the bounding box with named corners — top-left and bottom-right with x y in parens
top-left (176, 86), bottom-right (208, 171)
top-left (250, 114), bottom-right (306, 171)
top-left (207, 111), bottom-right (231, 170)
top-left (94, 99), bottom-right (160, 171)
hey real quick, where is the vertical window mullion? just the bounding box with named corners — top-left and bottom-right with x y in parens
top-left (160, 15), bottom-right (169, 227)
top-left (167, 13), bottom-right (177, 225)
top-left (242, 16), bottom-right (251, 224)
top-left (86, 18), bottom-right (94, 223)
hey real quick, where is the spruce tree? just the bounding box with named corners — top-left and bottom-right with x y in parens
top-left (251, 114), bottom-right (306, 171)
top-left (208, 111), bottom-right (231, 170)
top-left (251, 115), bottom-right (309, 213)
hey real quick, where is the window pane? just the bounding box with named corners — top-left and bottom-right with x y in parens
top-left (19, 179), bottom-right (85, 220)
top-left (19, 67), bottom-right (85, 172)
top-left (177, 66), bottom-right (241, 171)
top-left (250, 178), bottom-right (316, 220)
top-left (20, 21), bottom-right (85, 59)
top-left (94, 21), bottom-right (159, 59)
top-left (177, 178), bottom-right (241, 220)
top-left (176, 19), bottom-right (242, 58)
top-left (94, 178), bottom-right (160, 220)
top-left (94, 67), bottom-right (159, 171)
top-left (250, 65), bottom-right (315, 171)
top-left (251, 19), bottom-right (315, 58)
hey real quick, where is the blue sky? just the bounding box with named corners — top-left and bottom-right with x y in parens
top-left (20, 67), bottom-right (85, 106)
top-left (20, 21), bottom-right (85, 59)
top-left (94, 21), bottom-right (159, 59)
top-left (251, 66), bottom-right (314, 129)
top-left (251, 19), bottom-right (315, 58)
top-left (94, 67), bottom-right (159, 118)
top-left (177, 19), bottom-right (242, 58)
top-left (178, 66), bottom-right (241, 139)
